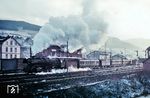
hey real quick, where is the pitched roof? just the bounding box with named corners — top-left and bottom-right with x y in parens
top-left (0, 36), bottom-right (10, 44)
top-left (112, 54), bottom-right (127, 59)
top-left (0, 36), bottom-right (21, 46)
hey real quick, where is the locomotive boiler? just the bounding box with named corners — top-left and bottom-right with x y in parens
top-left (23, 58), bottom-right (61, 73)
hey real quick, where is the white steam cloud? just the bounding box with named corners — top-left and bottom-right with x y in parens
top-left (32, 0), bottom-right (108, 54)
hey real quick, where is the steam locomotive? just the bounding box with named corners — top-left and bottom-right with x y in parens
top-left (23, 58), bottom-right (62, 73)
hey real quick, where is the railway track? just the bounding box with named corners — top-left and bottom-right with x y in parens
top-left (0, 70), bottom-right (93, 84)
top-left (0, 65), bottom-right (143, 80)
top-left (0, 65), bottom-right (143, 85)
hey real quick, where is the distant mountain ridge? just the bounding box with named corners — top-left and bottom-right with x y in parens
top-left (0, 20), bottom-right (41, 31)
top-left (125, 38), bottom-right (150, 50)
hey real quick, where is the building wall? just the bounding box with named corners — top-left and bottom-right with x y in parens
top-left (36, 46), bottom-right (82, 58)
top-left (20, 47), bottom-right (30, 58)
top-left (1, 38), bottom-right (21, 59)
top-left (143, 59), bottom-right (150, 71)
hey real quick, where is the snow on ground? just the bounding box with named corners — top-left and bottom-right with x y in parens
top-left (68, 66), bottom-right (91, 72)
top-left (36, 69), bottom-right (67, 75)
top-left (138, 95), bottom-right (150, 98)
top-left (36, 66), bottom-right (91, 75)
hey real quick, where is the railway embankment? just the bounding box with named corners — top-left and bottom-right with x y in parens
top-left (42, 71), bottom-right (150, 98)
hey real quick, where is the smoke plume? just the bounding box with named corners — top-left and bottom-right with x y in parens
top-left (32, 0), bottom-right (108, 54)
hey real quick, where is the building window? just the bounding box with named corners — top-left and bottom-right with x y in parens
top-left (10, 41), bottom-right (13, 45)
top-left (6, 54), bottom-right (8, 59)
top-left (15, 48), bottom-right (17, 52)
top-left (6, 41), bottom-right (8, 45)
top-left (6, 47), bottom-right (8, 52)
top-left (52, 52), bottom-right (55, 56)
top-left (15, 42), bottom-right (17, 45)
top-left (10, 48), bottom-right (13, 52)
top-left (10, 54), bottom-right (12, 59)
top-left (14, 55), bottom-right (17, 58)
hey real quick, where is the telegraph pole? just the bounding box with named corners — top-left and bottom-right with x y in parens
top-left (67, 38), bottom-right (69, 57)
top-left (135, 50), bottom-right (139, 65)
top-left (121, 51), bottom-right (123, 65)
top-left (66, 38), bottom-right (69, 72)
top-left (105, 42), bottom-right (107, 60)
top-left (135, 50), bottom-right (139, 57)
top-left (30, 46), bottom-right (32, 58)
top-left (110, 51), bottom-right (112, 66)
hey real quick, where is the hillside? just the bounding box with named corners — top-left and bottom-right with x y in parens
top-left (0, 20), bottom-right (41, 31)
top-left (106, 37), bottom-right (139, 50)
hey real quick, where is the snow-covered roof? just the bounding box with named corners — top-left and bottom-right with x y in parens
top-left (0, 36), bottom-right (21, 46)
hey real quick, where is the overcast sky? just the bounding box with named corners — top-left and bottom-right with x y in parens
top-left (0, 0), bottom-right (150, 40)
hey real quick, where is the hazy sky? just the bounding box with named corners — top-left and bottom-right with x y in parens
top-left (0, 0), bottom-right (150, 40)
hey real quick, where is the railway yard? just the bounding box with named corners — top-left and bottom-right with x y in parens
top-left (0, 64), bottom-right (143, 96)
